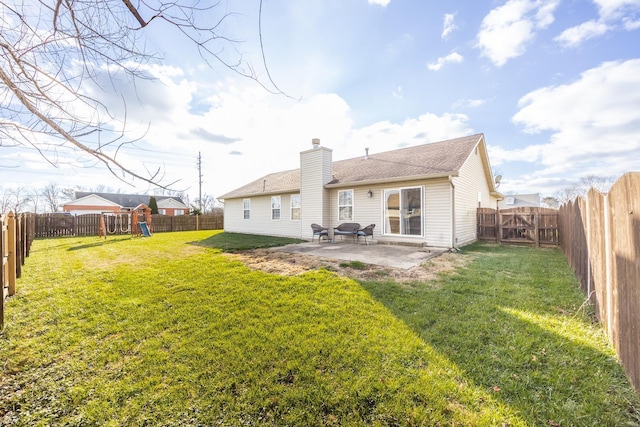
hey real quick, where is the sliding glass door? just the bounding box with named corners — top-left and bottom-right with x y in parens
top-left (383, 187), bottom-right (422, 236)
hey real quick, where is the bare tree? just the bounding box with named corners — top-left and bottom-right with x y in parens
top-left (195, 194), bottom-right (218, 213)
top-left (0, 189), bottom-right (10, 214)
top-left (28, 188), bottom-right (41, 213)
top-left (1, 1), bottom-right (279, 189)
top-left (556, 175), bottom-right (616, 204)
top-left (3, 187), bottom-right (30, 214)
top-left (41, 183), bottom-right (63, 213)
top-left (541, 196), bottom-right (559, 209)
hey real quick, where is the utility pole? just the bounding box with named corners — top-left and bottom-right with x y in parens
top-left (197, 152), bottom-right (203, 211)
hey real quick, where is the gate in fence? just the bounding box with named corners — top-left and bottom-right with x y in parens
top-left (477, 207), bottom-right (559, 246)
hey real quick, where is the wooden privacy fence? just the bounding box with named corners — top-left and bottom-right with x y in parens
top-left (477, 207), bottom-right (559, 246)
top-left (34, 213), bottom-right (223, 238)
top-left (1, 212), bottom-right (34, 329)
top-left (559, 172), bottom-right (640, 391)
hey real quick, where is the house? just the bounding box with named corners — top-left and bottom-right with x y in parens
top-left (63, 192), bottom-right (189, 216)
top-left (219, 134), bottom-right (502, 248)
top-left (498, 193), bottom-right (541, 209)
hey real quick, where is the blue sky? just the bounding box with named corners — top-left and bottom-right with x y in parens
top-left (3, 0), bottom-right (640, 204)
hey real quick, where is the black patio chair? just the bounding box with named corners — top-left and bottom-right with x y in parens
top-left (357, 224), bottom-right (375, 244)
top-left (311, 223), bottom-right (329, 242)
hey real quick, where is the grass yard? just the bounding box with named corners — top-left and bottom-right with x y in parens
top-left (1, 231), bottom-right (638, 426)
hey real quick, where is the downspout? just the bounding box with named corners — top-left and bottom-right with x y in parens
top-left (449, 176), bottom-right (456, 249)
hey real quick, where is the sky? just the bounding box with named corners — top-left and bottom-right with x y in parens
top-left (3, 0), bottom-right (640, 206)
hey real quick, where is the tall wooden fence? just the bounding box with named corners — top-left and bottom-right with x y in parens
top-left (1, 212), bottom-right (34, 329)
top-left (558, 172), bottom-right (640, 391)
top-left (34, 213), bottom-right (223, 238)
top-left (477, 207), bottom-right (559, 246)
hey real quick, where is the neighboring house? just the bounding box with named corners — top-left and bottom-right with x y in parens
top-left (219, 134), bottom-right (503, 249)
top-left (498, 193), bottom-right (541, 209)
top-left (63, 192), bottom-right (189, 216)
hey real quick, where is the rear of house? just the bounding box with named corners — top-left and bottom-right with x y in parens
top-left (220, 134), bottom-right (502, 249)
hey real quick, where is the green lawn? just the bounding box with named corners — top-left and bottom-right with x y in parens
top-left (1, 231), bottom-right (638, 426)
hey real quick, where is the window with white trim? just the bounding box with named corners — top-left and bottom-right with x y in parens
top-left (271, 196), bottom-right (281, 220)
top-left (243, 199), bottom-right (251, 219)
top-left (338, 190), bottom-right (353, 221)
top-left (290, 194), bottom-right (301, 220)
top-left (159, 209), bottom-right (166, 215)
top-left (175, 209), bottom-right (185, 216)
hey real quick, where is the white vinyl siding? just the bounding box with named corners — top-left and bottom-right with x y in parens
top-left (300, 146), bottom-right (332, 240)
top-left (424, 179), bottom-right (453, 247)
top-left (223, 194), bottom-right (304, 239)
top-left (453, 141), bottom-right (494, 246)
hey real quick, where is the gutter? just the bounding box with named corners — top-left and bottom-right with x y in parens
top-left (324, 171), bottom-right (458, 189)
top-left (449, 176), bottom-right (456, 249)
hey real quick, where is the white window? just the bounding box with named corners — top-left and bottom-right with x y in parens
top-left (383, 186), bottom-right (422, 236)
top-left (158, 209), bottom-right (166, 215)
top-left (338, 190), bottom-right (353, 221)
top-left (175, 209), bottom-right (185, 216)
top-left (243, 199), bottom-right (251, 219)
top-left (290, 194), bottom-right (301, 220)
top-left (271, 196), bottom-right (281, 220)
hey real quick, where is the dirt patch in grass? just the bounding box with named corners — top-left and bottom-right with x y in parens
top-left (227, 249), bottom-right (473, 283)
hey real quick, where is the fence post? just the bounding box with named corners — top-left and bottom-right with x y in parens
top-left (1, 215), bottom-right (4, 329)
top-left (7, 212), bottom-right (16, 297)
top-left (496, 210), bottom-right (502, 244)
top-left (603, 192), bottom-right (614, 347)
top-left (535, 209), bottom-right (540, 247)
top-left (16, 214), bottom-right (22, 279)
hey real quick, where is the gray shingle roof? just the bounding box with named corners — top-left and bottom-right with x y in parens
top-left (75, 192), bottom-right (186, 208)
top-left (219, 133), bottom-right (483, 199)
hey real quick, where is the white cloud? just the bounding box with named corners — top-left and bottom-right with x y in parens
top-left (555, 0), bottom-right (640, 48)
top-left (477, 0), bottom-right (560, 67)
top-left (349, 113), bottom-right (473, 154)
top-left (368, 0), bottom-right (391, 6)
top-left (442, 13), bottom-right (458, 39)
top-left (554, 20), bottom-right (610, 47)
top-left (593, 0), bottom-right (640, 19)
top-left (452, 98), bottom-right (490, 109)
top-left (427, 52), bottom-right (463, 71)
top-left (623, 17), bottom-right (640, 28)
top-left (509, 59), bottom-right (640, 178)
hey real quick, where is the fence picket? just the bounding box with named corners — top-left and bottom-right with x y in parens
top-left (558, 172), bottom-right (640, 392)
top-left (1, 212), bottom-right (33, 329)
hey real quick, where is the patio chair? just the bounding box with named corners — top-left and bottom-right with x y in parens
top-left (357, 224), bottom-right (375, 244)
top-left (311, 223), bottom-right (329, 242)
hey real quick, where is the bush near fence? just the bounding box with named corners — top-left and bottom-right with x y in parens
top-left (34, 213), bottom-right (223, 238)
top-left (558, 172), bottom-right (640, 392)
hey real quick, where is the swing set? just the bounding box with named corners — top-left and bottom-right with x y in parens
top-left (99, 204), bottom-right (153, 239)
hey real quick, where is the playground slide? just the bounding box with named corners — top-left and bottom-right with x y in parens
top-left (139, 222), bottom-right (152, 237)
